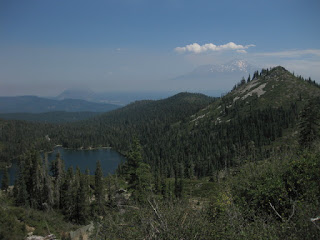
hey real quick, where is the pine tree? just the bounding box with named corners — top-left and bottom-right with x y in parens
top-left (1, 168), bottom-right (9, 191)
top-left (298, 100), bottom-right (320, 149)
top-left (85, 168), bottom-right (91, 198)
top-left (50, 153), bottom-right (65, 208)
top-left (125, 138), bottom-right (152, 203)
top-left (126, 137), bottom-right (143, 190)
top-left (42, 153), bottom-right (54, 209)
top-left (60, 167), bottom-right (74, 217)
top-left (161, 178), bottom-right (168, 200)
top-left (15, 172), bottom-right (28, 207)
top-left (135, 162), bottom-right (152, 203)
top-left (154, 169), bottom-right (161, 194)
top-left (25, 151), bottom-right (42, 209)
top-left (74, 173), bottom-right (89, 224)
top-left (94, 161), bottom-right (104, 209)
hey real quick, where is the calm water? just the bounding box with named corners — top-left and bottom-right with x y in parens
top-left (0, 147), bottom-right (126, 186)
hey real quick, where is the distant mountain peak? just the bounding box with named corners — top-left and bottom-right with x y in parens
top-left (199, 59), bottom-right (256, 74)
top-left (57, 88), bottom-right (95, 101)
top-left (228, 59), bottom-right (252, 72)
top-left (171, 59), bottom-right (259, 92)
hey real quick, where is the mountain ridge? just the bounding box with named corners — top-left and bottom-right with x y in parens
top-left (188, 66), bottom-right (320, 125)
top-left (0, 96), bottom-right (120, 113)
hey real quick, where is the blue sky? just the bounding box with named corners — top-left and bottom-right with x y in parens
top-left (1, 0), bottom-right (320, 96)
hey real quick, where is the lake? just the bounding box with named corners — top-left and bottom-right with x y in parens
top-left (0, 147), bottom-right (126, 187)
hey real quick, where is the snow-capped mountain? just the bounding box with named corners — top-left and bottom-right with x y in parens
top-left (171, 60), bottom-right (258, 92)
top-left (192, 60), bottom-right (257, 75)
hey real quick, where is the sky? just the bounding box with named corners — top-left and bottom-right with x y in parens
top-left (0, 0), bottom-right (320, 96)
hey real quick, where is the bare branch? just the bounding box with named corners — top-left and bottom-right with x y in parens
top-left (269, 202), bottom-right (284, 222)
top-left (311, 216), bottom-right (320, 222)
top-left (147, 198), bottom-right (167, 231)
top-left (269, 201), bottom-right (296, 222)
top-left (287, 202), bottom-right (295, 222)
top-left (311, 216), bottom-right (320, 231)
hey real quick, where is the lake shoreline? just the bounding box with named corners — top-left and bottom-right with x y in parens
top-left (1, 146), bottom-right (126, 187)
top-left (42, 145), bottom-right (112, 154)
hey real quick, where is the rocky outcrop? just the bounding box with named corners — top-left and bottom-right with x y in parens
top-left (25, 234), bottom-right (57, 240)
top-left (69, 222), bottom-right (94, 240)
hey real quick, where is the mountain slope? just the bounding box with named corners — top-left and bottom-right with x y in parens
top-left (140, 66), bottom-right (320, 176)
top-left (189, 66), bottom-right (320, 125)
top-left (0, 96), bottom-right (120, 113)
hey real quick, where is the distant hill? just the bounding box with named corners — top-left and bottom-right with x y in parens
top-left (0, 111), bottom-right (102, 123)
top-left (56, 88), bottom-right (96, 102)
top-left (55, 88), bottom-right (179, 105)
top-left (0, 96), bottom-right (120, 113)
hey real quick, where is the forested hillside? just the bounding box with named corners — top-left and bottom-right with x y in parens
top-left (0, 111), bottom-right (102, 123)
top-left (52, 67), bottom-right (320, 178)
top-left (0, 92), bottom-right (214, 167)
top-left (1, 66), bottom-right (320, 239)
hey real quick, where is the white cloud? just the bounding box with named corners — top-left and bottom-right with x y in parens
top-left (174, 42), bottom-right (255, 54)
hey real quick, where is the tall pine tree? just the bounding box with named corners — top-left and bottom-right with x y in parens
top-left (1, 168), bottom-right (9, 191)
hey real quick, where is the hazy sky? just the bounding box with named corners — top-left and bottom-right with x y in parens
top-left (1, 0), bottom-right (320, 96)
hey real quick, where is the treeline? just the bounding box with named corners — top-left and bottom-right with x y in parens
top-left (13, 151), bottom-right (98, 224)
top-left (9, 139), bottom-right (185, 225)
top-left (0, 119), bottom-right (54, 167)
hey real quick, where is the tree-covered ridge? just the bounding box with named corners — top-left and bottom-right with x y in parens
top-left (53, 92), bottom-right (215, 150)
top-left (0, 92), bottom-right (214, 167)
top-left (0, 111), bottom-right (102, 123)
top-left (189, 66), bottom-right (320, 126)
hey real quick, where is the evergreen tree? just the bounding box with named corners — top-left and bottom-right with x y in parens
top-left (74, 173), bottom-right (89, 224)
top-left (154, 169), bottom-right (161, 194)
top-left (126, 137), bottom-right (143, 190)
top-left (298, 99), bottom-right (320, 149)
top-left (50, 153), bottom-right (65, 208)
top-left (60, 166), bottom-right (74, 218)
top-left (94, 161), bottom-right (104, 209)
top-left (125, 138), bottom-right (152, 202)
top-left (14, 162), bottom-right (29, 207)
top-left (135, 162), bottom-right (152, 203)
top-left (15, 174), bottom-right (28, 207)
top-left (1, 168), bottom-right (9, 191)
top-left (42, 153), bottom-right (54, 209)
top-left (85, 168), bottom-right (91, 198)
top-left (247, 74), bottom-right (251, 83)
top-left (25, 151), bottom-right (42, 209)
top-left (161, 178), bottom-right (168, 200)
